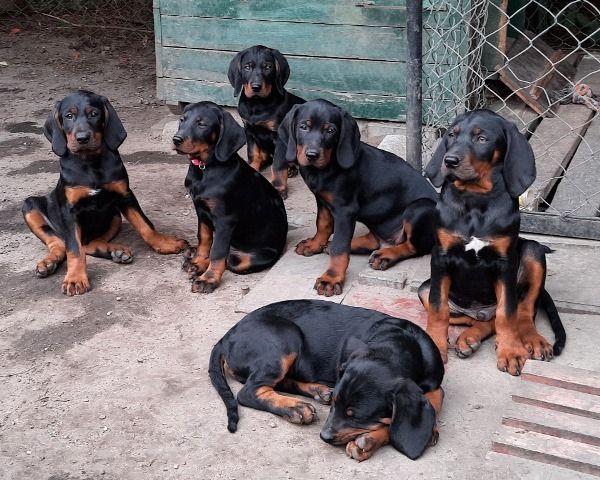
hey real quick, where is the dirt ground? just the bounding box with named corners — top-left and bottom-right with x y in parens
top-left (2, 25), bottom-right (599, 480)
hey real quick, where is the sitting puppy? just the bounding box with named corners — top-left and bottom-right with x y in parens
top-left (172, 102), bottom-right (288, 293)
top-left (227, 44), bottom-right (304, 189)
top-left (209, 299), bottom-right (444, 461)
top-left (22, 90), bottom-right (187, 296)
top-left (274, 99), bottom-right (438, 296)
top-left (421, 109), bottom-right (566, 374)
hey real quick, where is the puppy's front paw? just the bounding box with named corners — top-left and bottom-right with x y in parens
top-left (191, 275), bottom-right (220, 294)
top-left (295, 238), bottom-right (327, 256)
top-left (314, 273), bottom-right (344, 297)
top-left (284, 402), bottom-right (317, 425)
top-left (62, 271), bottom-right (91, 296)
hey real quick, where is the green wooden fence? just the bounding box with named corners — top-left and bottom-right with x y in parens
top-left (154, 0), bottom-right (468, 121)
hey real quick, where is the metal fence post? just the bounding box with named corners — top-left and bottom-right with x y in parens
top-left (406, 0), bottom-right (423, 172)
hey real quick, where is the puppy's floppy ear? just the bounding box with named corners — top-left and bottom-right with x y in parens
top-left (101, 96), bottom-right (127, 151)
top-left (425, 132), bottom-right (448, 188)
top-left (271, 48), bottom-right (290, 95)
top-left (387, 378), bottom-right (436, 460)
top-left (277, 104), bottom-right (301, 163)
top-left (44, 100), bottom-right (67, 157)
top-left (502, 119), bottom-right (536, 198)
top-left (336, 109), bottom-right (361, 169)
top-left (215, 108), bottom-right (246, 162)
top-left (227, 51), bottom-right (244, 97)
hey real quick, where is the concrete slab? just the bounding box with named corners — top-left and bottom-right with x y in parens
top-left (357, 255), bottom-right (430, 292)
top-left (235, 227), bottom-right (372, 313)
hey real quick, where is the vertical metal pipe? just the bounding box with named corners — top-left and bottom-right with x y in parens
top-left (406, 0), bottom-right (423, 172)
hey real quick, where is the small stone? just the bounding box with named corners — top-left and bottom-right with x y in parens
top-left (26, 450), bottom-right (31, 455)
top-left (268, 421), bottom-right (277, 428)
top-left (103, 426), bottom-right (108, 431)
top-left (99, 414), bottom-right (106, 420)
top-left (106, 311), bottom-right (112, 316)
top-left (173, 464), bottom-right (179, 469)
top-left (83, 398), bottom-right (89, 402)
top-left (116, 296), bottom-right (122, 301)
top-left (241, 286), bottom-right (250, 295)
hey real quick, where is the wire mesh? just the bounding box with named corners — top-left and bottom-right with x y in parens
top-left (423, 0), bottom-right (600, 227)
top-left (0, 0), bottom-right (153, 39)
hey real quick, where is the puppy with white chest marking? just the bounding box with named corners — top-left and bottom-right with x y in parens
top-left (419, 109), bottom-right (566, 374)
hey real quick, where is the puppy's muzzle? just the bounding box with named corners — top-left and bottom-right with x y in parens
top-left (444, 155), bottom-right (460, 168)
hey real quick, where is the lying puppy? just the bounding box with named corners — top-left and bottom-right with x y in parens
top-left (22, 90), bottom-right (187, 295)
top-left (209, 299), bottom-right (444, 461)
top-left (228, 44), bottom-right (304, 190)
top-left (172, 102), bottom-right (288, 293)
top-left (421, 109), bottom-right (566, 373)
top-left (274, 99), bottom-right (438, 296)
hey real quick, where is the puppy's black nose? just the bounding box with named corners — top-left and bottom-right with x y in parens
top-left (444, 155), bottom-right (460, 168)
top-left (172, 135), bottom-right (183, 146)
top-left (75, 132), bottom-right (91, 144)
top-left (320, 429), bottom-right (335, 444)
top-left (305, 150), bottom-right (319, 162)
top-left (251, 83), bottom-right (262, 92)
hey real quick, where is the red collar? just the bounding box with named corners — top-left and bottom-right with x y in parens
top-left (191, 158), bottom-right (206, 170)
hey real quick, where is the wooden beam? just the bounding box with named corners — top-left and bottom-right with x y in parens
top-left (521, 361), bottom-right (600, 396)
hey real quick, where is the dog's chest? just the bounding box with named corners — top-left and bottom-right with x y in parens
top-left (464, 236), bottom-right (490, 254)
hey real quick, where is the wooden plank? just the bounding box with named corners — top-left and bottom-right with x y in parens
top-left (489, 96), bottom-right (541, 135)
top-left (520, 211), bottom-right (600, 240)
top-left (481, 0), bottom-right (509, 74)
top-left (512, 382), bottom-right (600, 421)
top-left (502, 403), bottom-right (600, 446)
top-left (498, 33), bottom-right (579, 116)
top-left (153, 5), bottom-right (163, 78)
top-left (157, 0), bottom-right (462, 28)
top-left (552, 116), bottom-right (600, 217)
top-left (492, 426), bottom-right (600, 476)
top-left (156, 78), bottom-right (456, 122)
top-left (521, 362), bottom-right (600, 396)
top-left (160, 47), bottom-right (464, 97)
top-left (158, 15), bottom-right (458, 63)
top-left (525, 103), bottom-right (594, 210)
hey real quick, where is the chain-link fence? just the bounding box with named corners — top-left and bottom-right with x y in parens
top-left (423, 0), bottom-right (600, 239)
top-left (0, 0), bottom-right (153, 39)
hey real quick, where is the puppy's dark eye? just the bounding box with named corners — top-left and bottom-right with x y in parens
top-left (345, 408), bottom-right (354, 417)
top-left (89, 110), bottom-right (98, 117)
top-left (477, 136), bottom-right (486, 143)
top-left (298, 123), bottom-right (308, 131)
top-left (326, 127), bottom-right (336, 135)
top-left (65, 113), bottom-right (73, 120)
top-left (447, 131), bottom-right (454, 138)
top-left (179, 116), bottom-right (185, 122)
top-left (197, 120), bottom-right (206, 128)
top-left (244, 64), bottom-right (252, 71)
top-left (263, 63), bottom-right (272, 71)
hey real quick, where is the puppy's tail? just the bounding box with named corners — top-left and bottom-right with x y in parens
top-left (540, 288), bottom-right (566, 356)
top-left (208, 342), bottom-right (239, 432)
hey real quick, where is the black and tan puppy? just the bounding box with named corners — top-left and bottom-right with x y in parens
top-left (228, 45), bottom-right (304, 183)
top-left (210, 300), bottom-right (444, 461)
top-left (22, 90), bottom-right (187, 296)
top-left (172, 102), bottom-right (288, 293)
top-left (420, 109), bottom-right (566, 373)
top-left (273, 99), bottom-right (438, 296)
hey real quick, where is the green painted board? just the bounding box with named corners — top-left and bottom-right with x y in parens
top-left (159, 15), bottom-right (459, 62)
top-left (160, 47), bottom-right (465, 96)
top-left (157, 0), bottom-right (461, 29)
top-left (157, 77), bottom-right (458, 122)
